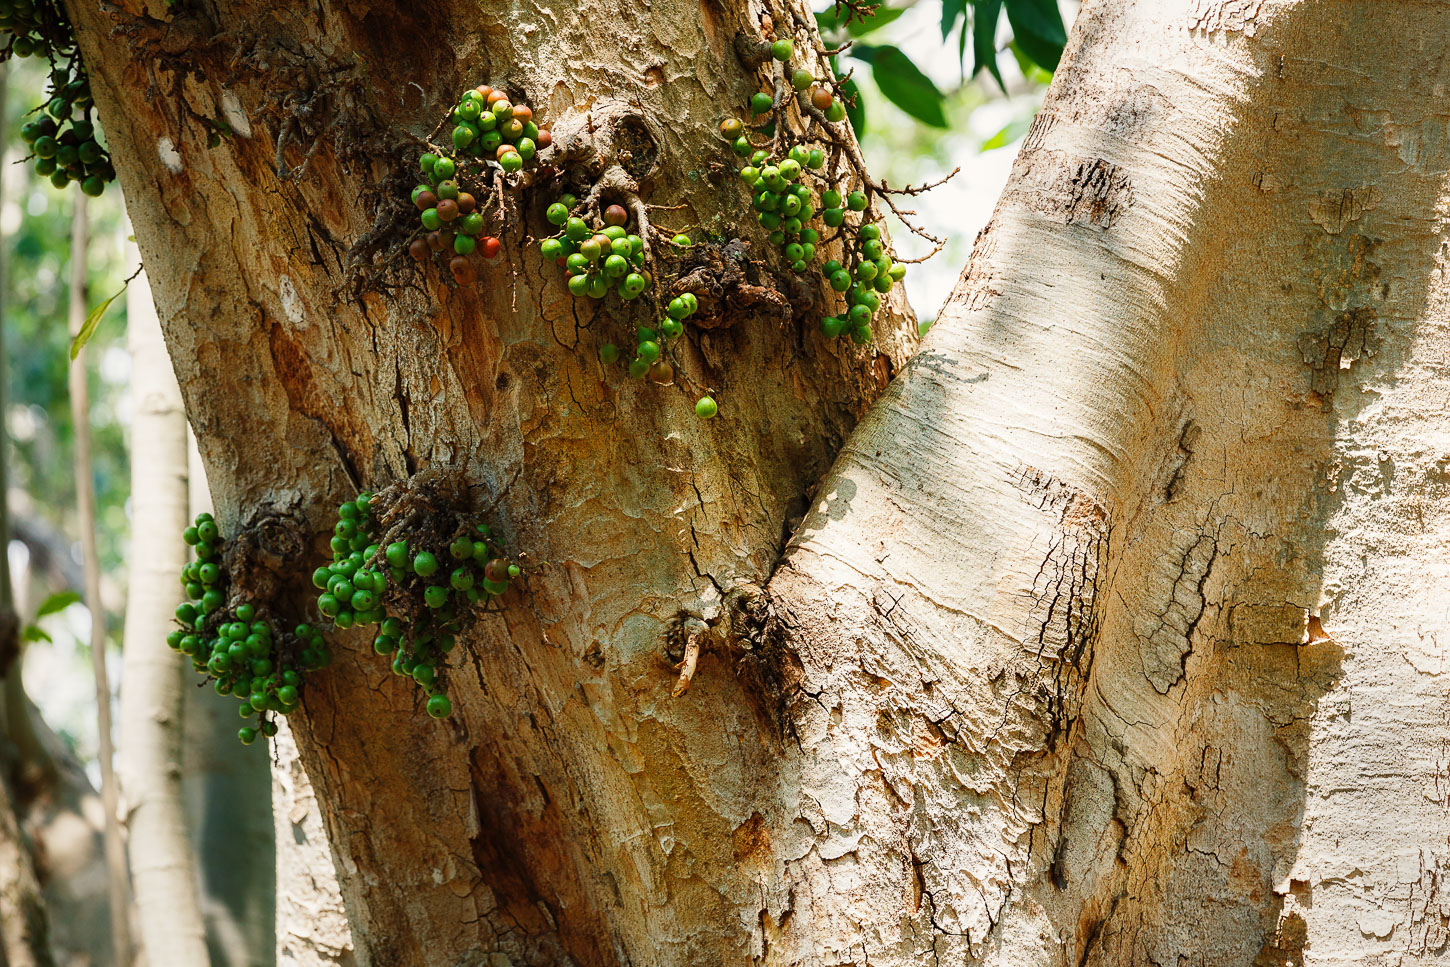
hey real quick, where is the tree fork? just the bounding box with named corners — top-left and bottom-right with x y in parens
top-left (68, 0), bottom-right (914, 963)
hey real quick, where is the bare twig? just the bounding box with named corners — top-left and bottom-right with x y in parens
top-left (671, 631), bottom-right (702, 697)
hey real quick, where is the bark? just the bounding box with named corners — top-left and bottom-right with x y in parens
top-left (118, 263), bottom-right (209, 967)
top-left (765, 2), bottom-right (1450, 963)
top-left (67, 0), bottom-right (1450, 964)
top-left (271, 718), bottom-right (353, 967)
top-left (65, 198), bottom-right (133, 966)
top-left (69, 0), bottom-right (913, 963)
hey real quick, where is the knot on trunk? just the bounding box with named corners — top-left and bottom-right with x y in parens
top-left (223, 509), bottom-right (308, 605)
top-left (543, 100), bottom-right (663, 184)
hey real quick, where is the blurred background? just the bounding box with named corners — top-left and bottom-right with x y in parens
top-left (0, 2), bottom-right (1065, 963)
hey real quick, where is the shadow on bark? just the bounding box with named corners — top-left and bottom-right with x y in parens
top-left (766, 1), bottom-right (1444, 964)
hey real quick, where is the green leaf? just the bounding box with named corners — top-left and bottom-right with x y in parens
top-left (831, 55), bottom-right (867, 137)
top-left (815, 6), bottom-right (845, 34)
top-left (855, 44), bottom-right (948, 129)
top-left (70, 286), bottom-right (124, 361)
top-left (972, 0), bottom-right (1005, 89)
top-left (848, 4), bottom-right (907, 36)
top-left (1007, 40), bottom-right (1055, 85)
top-left (1004, 0), bottom-right (1066, 72)
top-left (941, 0), bottom-right (968, 40)
top-left (981, 114), bottom-right (1032, 150)
top-left (21, 625), bottom-right (52, 644)
top-left (842, 75), bottom-right (866, 136)
top-left (35, 590), bottom-right (81, 619)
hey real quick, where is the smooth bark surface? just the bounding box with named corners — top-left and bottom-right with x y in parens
top-left (119, 265), bottom-right (208, 967)
top-left (67, 0), bottom-right (1450, 964)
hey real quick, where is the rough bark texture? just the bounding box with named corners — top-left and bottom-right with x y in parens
top-left (118, 267), bottom-right (209, 967)
top-left (767, 1), bottom-right (1450, 963)
top-left (271, 719), bottom-right (353, 967)
top-left (69, 0), bottom-right (1450, 963)
top-left (0, 768), bottom-right (53, 967)
top-left (68, 0), bottom-right (912, 964)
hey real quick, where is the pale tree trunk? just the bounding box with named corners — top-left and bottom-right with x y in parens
top-left (181, 436), bottom-right (278, 967)
top-left (270, 719), bottom-right (353, 967)
top-left (766, 2), bottom-right (1450, 963)
top-left (65, 198), bottom-right (133, 966)
top-left (66, 0), bottom-right (1450, 963)
top-left (118, 258), bottom-right (209, 966)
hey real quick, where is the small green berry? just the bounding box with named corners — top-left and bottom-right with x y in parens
top-left (770, 38), bottom-right (794, 61)
top-left (426, 694), bottom-right (453, 718)
top-left (695, 396), bottom-right (719, 419)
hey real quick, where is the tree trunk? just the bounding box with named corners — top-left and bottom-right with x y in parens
top-left (118, 262), bottom-right (209, 967)
top-left (270, 718), bottom-right (353, 967)
top-left (765, 2), bottom-right (1450, 963)
top-left (68, 0), bottom-right (1450, 963)
top-left (65, 197), bottom-right (133, 967)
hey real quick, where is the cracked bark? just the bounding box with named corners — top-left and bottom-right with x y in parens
top-left (65, 0), bottom-right (1450, 963)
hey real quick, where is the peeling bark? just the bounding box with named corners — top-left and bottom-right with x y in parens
top-left (65, 0), bottom-right (1450, 963)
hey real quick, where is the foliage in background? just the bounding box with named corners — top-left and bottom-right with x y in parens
top-left (4, 54), bottom-right (130, 573)
top-left (816, 0), bottom-right (1058, 326)
top-left (818, 0), bottom-right (1064, 133)
top-left (4, 52), bottom-right (131, 764)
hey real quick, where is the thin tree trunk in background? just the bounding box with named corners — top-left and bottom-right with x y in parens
top-left (0, 61), bottom-right (57, 967)
top-left (182, 437), bottom-right (277, 967)
top-left (66, 196), bottom-right (132, 967)
top-left (119, 259), bottom-right (208, 966)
